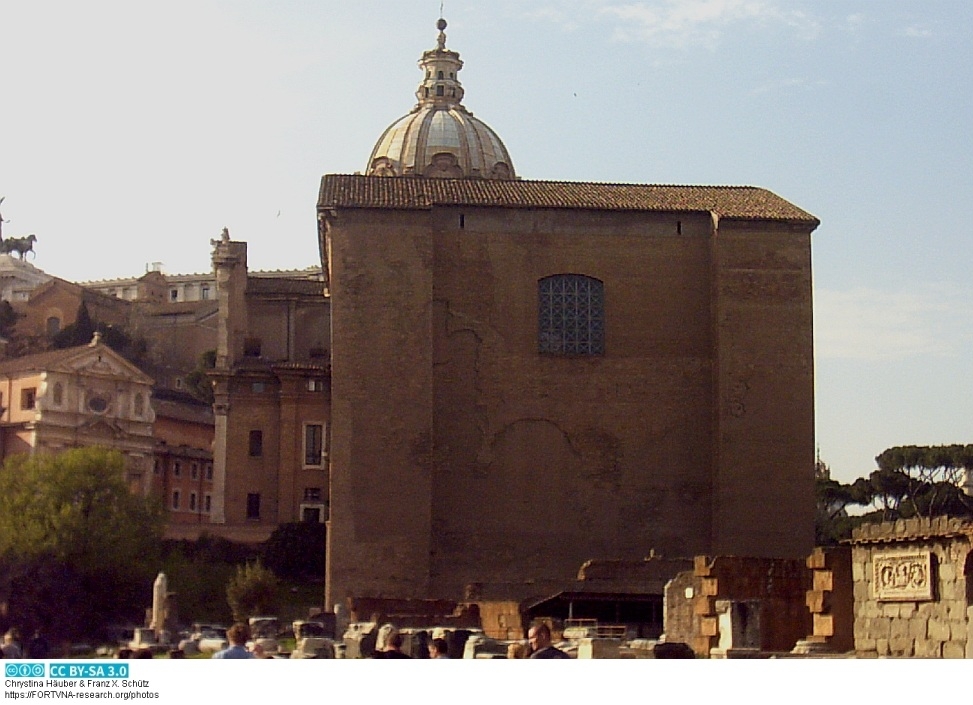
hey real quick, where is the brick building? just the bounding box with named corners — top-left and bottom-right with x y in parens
top-left (207, 235), bottom-right (330, 543)
top-left (321, 20), bottom-right (819, 606)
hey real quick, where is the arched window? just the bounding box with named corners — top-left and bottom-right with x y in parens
top-left (538, 274), bottom-right (605, 355)
top-left (437, 70), bottom-right (444, 79)
top-left (46, 316), bottom-right (61, 336)
top-left (52, 382), bottom-right (64, 406)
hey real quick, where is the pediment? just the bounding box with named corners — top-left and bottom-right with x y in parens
top-left (53, 345), bottom-right (154, 385)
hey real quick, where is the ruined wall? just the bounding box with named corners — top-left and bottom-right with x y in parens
top-left (668, 556), bottom-right (811, 656)
top-left (851, 517), bottom-right (972, 658)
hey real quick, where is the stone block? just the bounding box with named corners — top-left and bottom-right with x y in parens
top-left (854, 635), bottom-right (876, 653)
top-left (853, 582), bottom-right (869, 601)
top-left (914, 639), bottom-right (942, 658)
top-left (876, 638), bottom-right (889, 656)
top-left (812, 570), bottom-right (833, 592)
top-left (927, 619), bottom-right (950, 642)
top-left (806, 548), bottom-right (826, 570)
top-left (881, 603), bottom-right (899, 618)
top-left (889, 636), bottom-right (914, 657)
top-left (889, 618), bottom-right (910, 641)
top-left (939, 562), bottom-right (956, 582)
top-left (943, 641), bottom-right (965, 659)
top-left (694, 596), bottom-right (715, 615)
top-left (898, 603), bottom-right (915, 619)
top-left (700, 617), bottom-right (718, 637)
top-left (851, 560), bottom-right (865, 582)
top-left (812, 613), bottom-right (833, 637)
top-left (700, 577), bottom-right (718, 596)
top-left (867, 617), bottom-right (890, 640)
top-left (805, 590), bottom-right (828, 613)
top-left (861, 601), bottom-right (880, 619)
top-left (949, 621), bottom-right (967, 641)
top-left (909, 617), bottom-right (928, 640)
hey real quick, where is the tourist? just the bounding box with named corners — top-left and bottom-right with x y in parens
top-left (2, 629), bottom-right (22, 659)
top-left (370, 624), bottom-right (410, 659)
top-left (527, 624), bottom-right (569, 659)
top-left (429, 637), bottom-right (450, 659)
top-left (212, 623), bottom-right (254, 659)
top-left (27, 631), bottom-right (49, 659)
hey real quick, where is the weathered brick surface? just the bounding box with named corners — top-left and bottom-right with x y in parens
top-left (322, 200), bottom-right (817, 604)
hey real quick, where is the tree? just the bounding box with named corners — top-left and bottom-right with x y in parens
top-left (874, 445), bottom-right (973, 518)
top-left (226, 561), bottom-right (279, 622)
top-left (184, 349), bottom-right (217, 404)
top-left (262, 522), bottom-right (326, 580)
top-left (0, 448), bottom-right (165, 641)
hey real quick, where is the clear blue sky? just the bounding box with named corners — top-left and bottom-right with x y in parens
top-left (2, 1), bottom-right (971, 485)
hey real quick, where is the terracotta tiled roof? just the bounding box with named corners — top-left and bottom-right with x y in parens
top-left (0, 346), bottom-right (83, 375)
top-left (317, 174), bottom-right (819, 224)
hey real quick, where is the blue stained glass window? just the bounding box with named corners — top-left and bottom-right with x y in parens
top-left (538, 274), bottom-right (605, 355)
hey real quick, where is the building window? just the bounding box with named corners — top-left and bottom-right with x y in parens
top-left (302, 506), bottom-right (322, 523)
top-left (134, 393), bottom-right (145, 417)
top-left (205, 463), bottom-right (213, 480)
top-left (304, 424), bottom-right (324, 466)
top-left (538, 274), bottom-right (605, 355)
top-left (307, 379), bottom-right (324, 392)
top-left (204, 494), bottom-right (212, 513)
top-left (189, 492), bottom-right (197, 512)
top-left (244, 338), bottom-right (262, 357)
top-left (154, 459), bottom-right (161, 475)
top-left (201, 285), bottom-right (211, 300)
top-left (246, 493), bottom-right (261, 520)
top-left (52, 382), bottom-right (64, 406)
top-left (173, 461), bottom-right (181, 477)
top-left (304, 487), bottom-right (322, 502)
top-left (251, 382), bottom-right (265, 393)
top-left (20, 387), bottom-right (36, 410)
top-left (249, 430), bottom-right (263, 457)
top-left (46, 316), bottom-right (61, 336)
top-left (191, 462), bottom-right (199, 480)
top-left (172, 490), bottom-right (180, 510)
top-left (170, 289), bottom-right (178, 302)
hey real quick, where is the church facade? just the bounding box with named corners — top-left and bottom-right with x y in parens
top-left (320, 20), bottom-right (819, 605)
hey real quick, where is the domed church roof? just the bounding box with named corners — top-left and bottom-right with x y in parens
top-left (366, 18), bottom-right (516, 180)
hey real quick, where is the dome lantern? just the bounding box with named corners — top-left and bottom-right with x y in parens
top-left (366, 18), bottom-right (516, 180)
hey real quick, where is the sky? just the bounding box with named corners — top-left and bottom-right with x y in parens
top-left (2, 0), bottom-right (971, 485)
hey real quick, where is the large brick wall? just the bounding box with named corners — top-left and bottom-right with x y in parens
top-left (324, 196), bottom-right (815, 606)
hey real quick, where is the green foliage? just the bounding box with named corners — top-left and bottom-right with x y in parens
top-left (226, 561), bottom-right (279, 622)
top-left (52, 302), bottom-right (148, 365)
top-left (0, 300), bottom-right (20, 338)
top-left (815, 445), bottom-right (973, 545)
top-left (0, 448), bottom-right (166, 639)
top-left (184, 349), bottom-right (217, 404)
top-left (262, 522), bottom-right (326, 580)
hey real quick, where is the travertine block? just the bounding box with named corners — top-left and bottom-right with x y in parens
top-left (700, 617), bottom-right (718, 637)
top-left (927, 619), bottom-right (950, 642)
top-left (943, 641), bottom-right (965, 659)
top-left (812, 570), bottom-right (833, 592)
top-left (889, 636), bottom-right (913, 657)
top-left (914, 639), bottom-right (942, 658)
top-left (812, 613), bottom-right (833, 637)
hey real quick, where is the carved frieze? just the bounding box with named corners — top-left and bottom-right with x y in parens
top-left (872, 551), bottom-right (933, 601)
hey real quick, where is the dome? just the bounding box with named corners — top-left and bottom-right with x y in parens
top-left (366, 19), bottom-right (516, 180)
